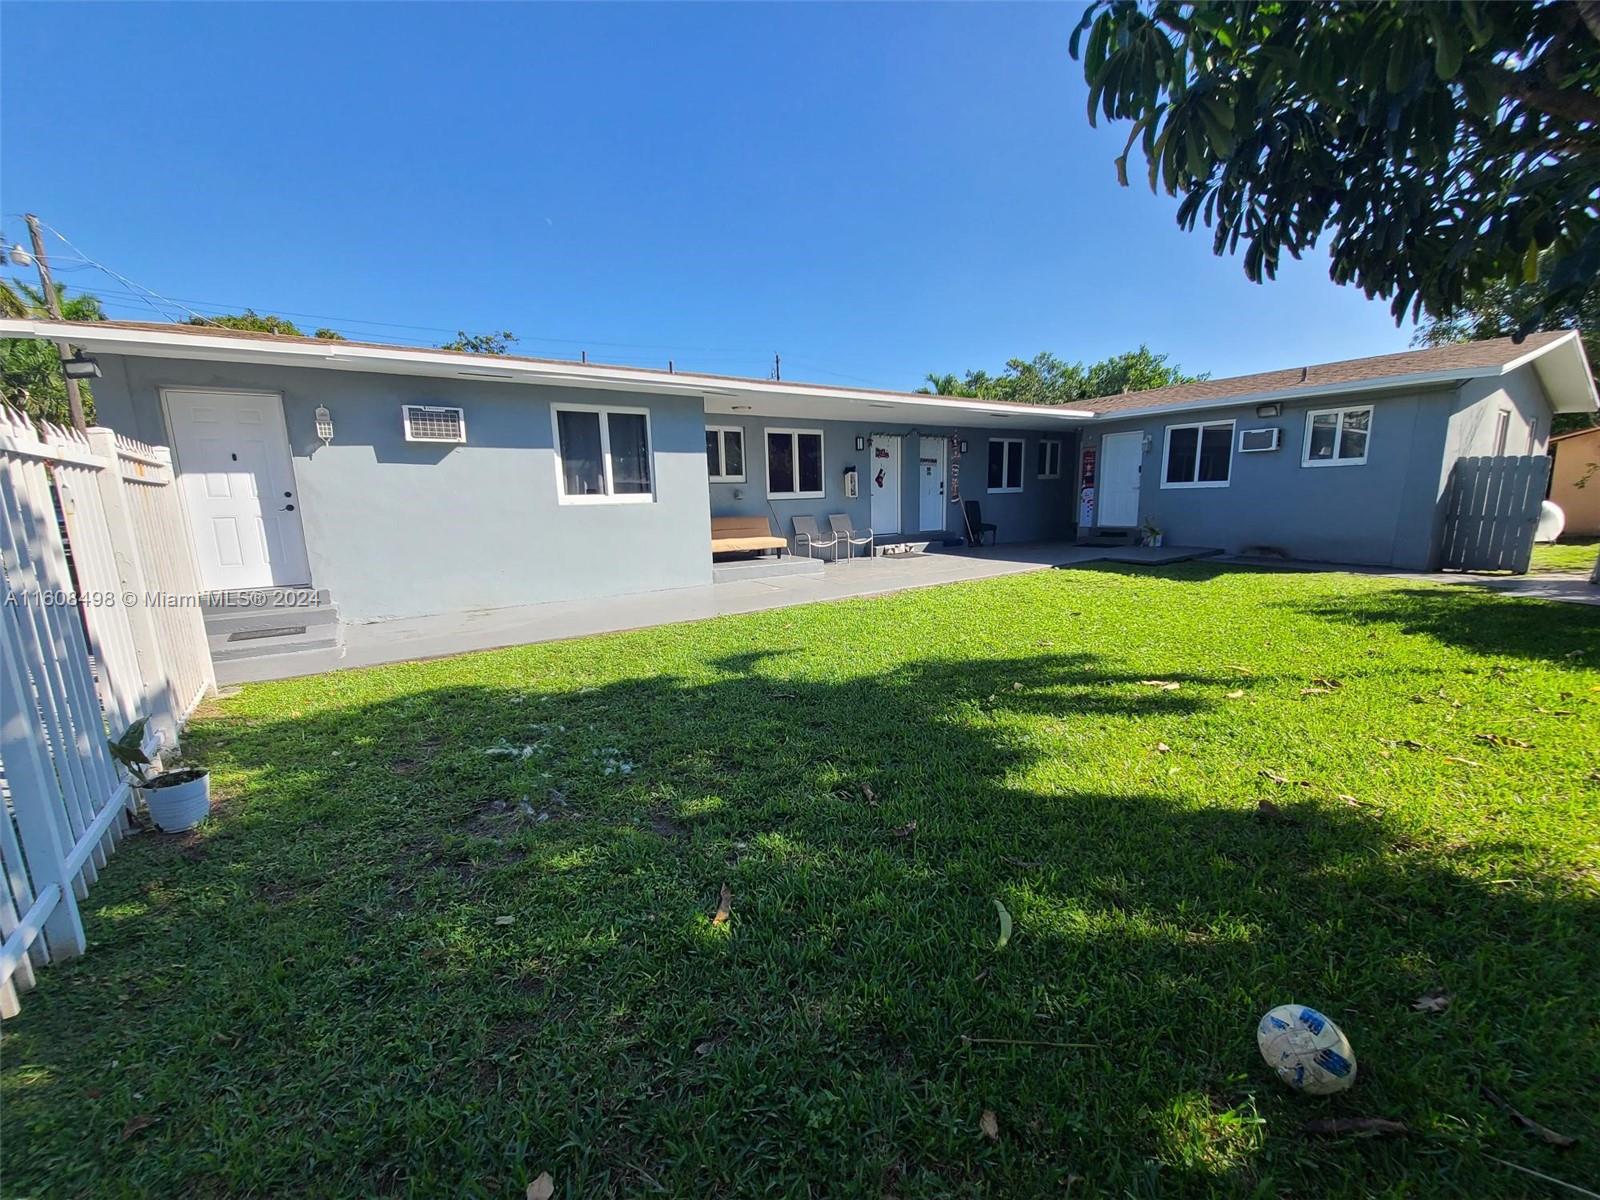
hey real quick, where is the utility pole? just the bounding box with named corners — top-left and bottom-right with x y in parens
top-left (772, 352), bottom-right (781, 382)
top-left (25, 214), bottom-right (88, 431)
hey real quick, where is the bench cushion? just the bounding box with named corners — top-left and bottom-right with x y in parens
top-left (711, 516), bottom-right (786, 553)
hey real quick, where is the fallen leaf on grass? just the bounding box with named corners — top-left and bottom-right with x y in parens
top-left (1474, 732), bottom-right (1535, 750)
top-left (860, 783), bottom-right (878, 805)
top-left (1301, 1117), bottom-right (1407, 1138)
top-left (993, 899), bottom-right (1013, 950)
top-left (1300, 686), bottom-right (1332, 696)
top-left (526, 1172), bottom-right (555, 1200)
top-left (1139, 680), bottom-right (1180, 690)
top-left (1256, 798), bottom-right (1288, 822)
top-left (493, 916), bottom-right (515, 926)
top-left (891, 821), bottom-right (918, 839)
top-left (1442, 755), bottom-right (1484, 768)
top-left (1310, 677), bottom-right (1343, 690)
top-left (119, 1114), bottom-right (157, 1140)
top-left (1225, 689), bottom-right (1246, 699)
top-left (711, 883), bottom-right (732, 926)
top-left (1412, 989), bottom-right (1452, 1014)
top-left (1224, 663), bottom-right (1255, 675)
top-left (1155, 742), bottom-right (1171, 754)
top-left (979, 1110), bottom-right (1000, 1141)
top-left (1259, 769), bottom-right (1310, 788)
top-left (1481, 1086), bottom-right (1580, 1149)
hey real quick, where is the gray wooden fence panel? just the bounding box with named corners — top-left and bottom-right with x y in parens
top-left (1439, 455), bottom-right (1550, 573)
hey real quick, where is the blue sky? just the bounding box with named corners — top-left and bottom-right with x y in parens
top-left (2, 2), bottom-right (1416, 392)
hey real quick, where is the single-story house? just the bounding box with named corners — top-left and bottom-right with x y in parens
top-left (1550, 425), bottom-right (1600, 537)
top-left (0, 320), bottom-right (1593, 638)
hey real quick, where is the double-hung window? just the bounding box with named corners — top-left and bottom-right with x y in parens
top-left (552, 404), bottom-right (655, 504)
top-left (1162, 420), bottom-right (1234, 488)
top-left (706, 426), bottom-right (745, 482)
top-left (1302, 405), bottom-right (1372, 467)
top-left (988, 438), bottom-right (1024, 492)
top-left (1037, 438), bottom-right (1062, 479)
top-left (766, 428), bottom-right (824, 499)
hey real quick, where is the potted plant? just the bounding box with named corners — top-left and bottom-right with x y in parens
top-left (107, 717), bottom-right (210, 833)
top-left (1141, 520), bottom-right (1165, 549)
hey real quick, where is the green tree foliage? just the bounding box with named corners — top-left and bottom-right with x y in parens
top-left (1416, 257), bottom-right (1599, 433)
top-left (0, 279), bottom-right (105, 424)
top-left (187, 310), bottom-right (346, 340)
top-left (1071, 2), bottom-right (1600, 332)
top-left (440, 330), bottom-right (518, 355)
top-left (920, 346), bottom-right (1203, 404)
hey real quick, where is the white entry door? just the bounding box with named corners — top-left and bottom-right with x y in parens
top-left (1098, 431), bottom-right (1144, 527)
top-left (918, 435), bottom-right (946, 531)
top-left (163, 389), bottom-right (311, 591)
top-left (870, 434), bottom-right (901, 536)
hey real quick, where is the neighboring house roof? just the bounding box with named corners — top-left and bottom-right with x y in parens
top-left (1083, 330), bottom-right (1596, 418)
top-left (0, 318), bottom-right (1593, 425)
top-left (1550, 424), bottom-right (1600, 444)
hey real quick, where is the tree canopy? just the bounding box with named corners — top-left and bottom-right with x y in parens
top-left (439, 330), bottom-right (518, 355)
top-left (920, 345), bottom-right (1203, 404)
top-left (187, 310), bottom-right (346, 340)
top-left (1071, 1), bottom-right (1600, 333)
top-left (0, 279), bottom-right (105, 424)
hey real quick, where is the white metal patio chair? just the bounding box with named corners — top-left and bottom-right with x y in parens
top-left (827, 513), bottom-right (874, 563)
top-left (792, 515), bottom-right (843, 561)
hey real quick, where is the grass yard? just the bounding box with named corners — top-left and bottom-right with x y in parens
top-left (1529, 538), bottom-right (1599, 574)
top-left (3, 564), bottom-right (1598, 1198)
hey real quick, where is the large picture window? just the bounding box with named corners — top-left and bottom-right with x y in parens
top-left (1302, 405), bottom-right (1372, 467)
top-left (988, 438), bottom-right (1024, 493)
top-left (1162, 420), bottom-right (1234, 488)
top-left (706, 426), bottom-right (745, 482)
top-left (766, 428), bottom-right (824, 499)
top-left (552, 405), bottom-right (655, 504)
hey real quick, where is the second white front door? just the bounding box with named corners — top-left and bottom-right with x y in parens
top-left (871, 434), bottom-right (901, 536)
top-left (1097, 430), bottom-right (1144, 527)
top-left (163, 389), bottom-right (311, 592)
top-left (918, 435), bottom-right (946, 531)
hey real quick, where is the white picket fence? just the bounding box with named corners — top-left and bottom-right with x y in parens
top-left (0, 404), bottom-right (214, 1018)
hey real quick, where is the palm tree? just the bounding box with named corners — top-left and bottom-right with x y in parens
top-left (0, 278), bottom-right (107, 424)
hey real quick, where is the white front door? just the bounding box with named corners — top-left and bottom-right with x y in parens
top-left (1098, 431), bottom-right (1144, 527)
top-left (918, 435), bottom-right (946, 531)
top-left (163, 389), bottom-right (311, 592)
top-left (870, 434), bottom-right (901, 536)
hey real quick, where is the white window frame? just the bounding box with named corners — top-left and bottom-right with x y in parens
top-left (987, 437), bottom-right (1025, 493)
top-left (1161, 419), bottom-right (1235, 489)
top-left (1493, 408), bottom-right (1512, 456)
top-left (1037, 438), bottom-right (1062, 479)
top-left (706, 425), bottom-right (746, 483)
top-left (550, 402), bottom-right (657, 506)
top-left (1300, 405), bottom-right (1373, 468)
top-left (765, 427), bottom-right (826, 500)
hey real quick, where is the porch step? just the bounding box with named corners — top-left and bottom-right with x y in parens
top-left (1077, 530), bottom-right (1139, 547)
top-left (201, 587), bottom-right (346, 682)
top-left (712, 556), bottom-right (825, 584)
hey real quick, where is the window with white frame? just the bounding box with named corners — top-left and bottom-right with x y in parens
top-left (1493, 409), bottom-right (1511, 456)
top-left (706, 426), bottom-right (745, 482)
top-left (1302, 405), bottom-right (1372, 467)
top-left (766, 428), bottom-right (824, 499)
top-left (552, 404), bottom-right (654, 503)
top-left (1162, 420), bottom-right (1234, 487)
top-left (988, 438), bottom-right (1024, 492)
top-left (1037, 438), bottom-right (1062, 479)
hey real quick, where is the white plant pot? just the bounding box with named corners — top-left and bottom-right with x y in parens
top-left (1146, 533), bottom-right (1164, 548)
top-left (141, 771), bottom-right (211, 833)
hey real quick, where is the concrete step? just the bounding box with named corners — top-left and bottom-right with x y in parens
top-left (712, 556), bottom-right (825, 584)
top-left (213, 642), bottom-right (348, 686)
top-left (210, 630), bottom-right (343, 663)
top-left (199, 587), bottom-right (331, 614)
top-left (203, 604), bottom-right (340, 639)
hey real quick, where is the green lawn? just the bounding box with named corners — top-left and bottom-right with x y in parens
top-left (1530, 538), bottom-right (1599, 574)
top-left (4, 564), bottom-right (1598, 1198)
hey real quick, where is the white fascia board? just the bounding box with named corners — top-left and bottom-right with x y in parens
top-left (1089, 370), bottom-right (1487, 423)
top-left (1519, 331), bottom-right (1597, 414)
top-left (0, 319), bottom-right (1095, 420)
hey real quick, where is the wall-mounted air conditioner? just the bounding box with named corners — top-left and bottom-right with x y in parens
top-left (402, 405), bottom-right (467, 444)
top-left (1238, 427), bottom-right (1281, 453)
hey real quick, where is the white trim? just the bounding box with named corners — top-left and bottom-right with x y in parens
top-left (1300, 404), bottom-right (1372, 468)
top-left (550, 401), bottom-right (656, 505)
top-left (987, 437), bottom-right (1025, 493)
top-left (705, 425), bottom-right (746, 483)
top-left (1492, 408), bottom-right (1512, 457)
top-left (764, 427), bottom-right (826, 500)
top-left (1037, 438), bottom-right (1062, 479)
top-left (1160, 418), bottom-right (1235, 489)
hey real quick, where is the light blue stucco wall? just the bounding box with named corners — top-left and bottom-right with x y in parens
top-left (703, 418), bottom-right (1077, 546)
top-left (88, 354), bottom-right (714, 621)
top-left (1081, 388), bottom-right (1463, 569)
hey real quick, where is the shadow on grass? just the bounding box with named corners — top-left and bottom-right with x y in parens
top-left (4, 650), bottom-right (1596, 1198)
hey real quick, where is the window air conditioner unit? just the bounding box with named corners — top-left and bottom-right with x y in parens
top-left (1238, 426), bottom-right (1281, 453)
top-left (402, 405), bottom-right (467, 444)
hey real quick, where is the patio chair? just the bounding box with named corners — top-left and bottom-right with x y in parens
top-left (827, 513), bottom-right (874, 562)
top-left (962, 501), bottom-right (997, 547)
top-left (792, 515), bottom-right (843, 561)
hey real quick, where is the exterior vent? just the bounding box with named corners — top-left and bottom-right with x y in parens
top-left (402, 405), bottom-right (466, 444)
top-left (1238, 427), bottom-right (1281, 453)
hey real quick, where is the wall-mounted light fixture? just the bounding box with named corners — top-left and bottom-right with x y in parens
top-left (1256, 402), bottom-right (1282, 418)
top-left (959, 440), bottom-right (968, 454)
top-left (1141, 433), bottom-right (1154, 453)
top-left (61, 350), bottom-right (100, 380)
top-left (314, 405), bottom-right (334, 447)
top-left (855, 435), bottom-right (865, 451)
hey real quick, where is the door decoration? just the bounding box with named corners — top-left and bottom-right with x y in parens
top-left (1078, 446), bottom-right (1097, 526)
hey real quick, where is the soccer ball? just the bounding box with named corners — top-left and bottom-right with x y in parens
top-left (1257, 1005), bottom-right (1357, 1095)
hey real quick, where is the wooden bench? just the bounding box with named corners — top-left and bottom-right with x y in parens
top-left (711, 515), bottom-right (787, 557)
